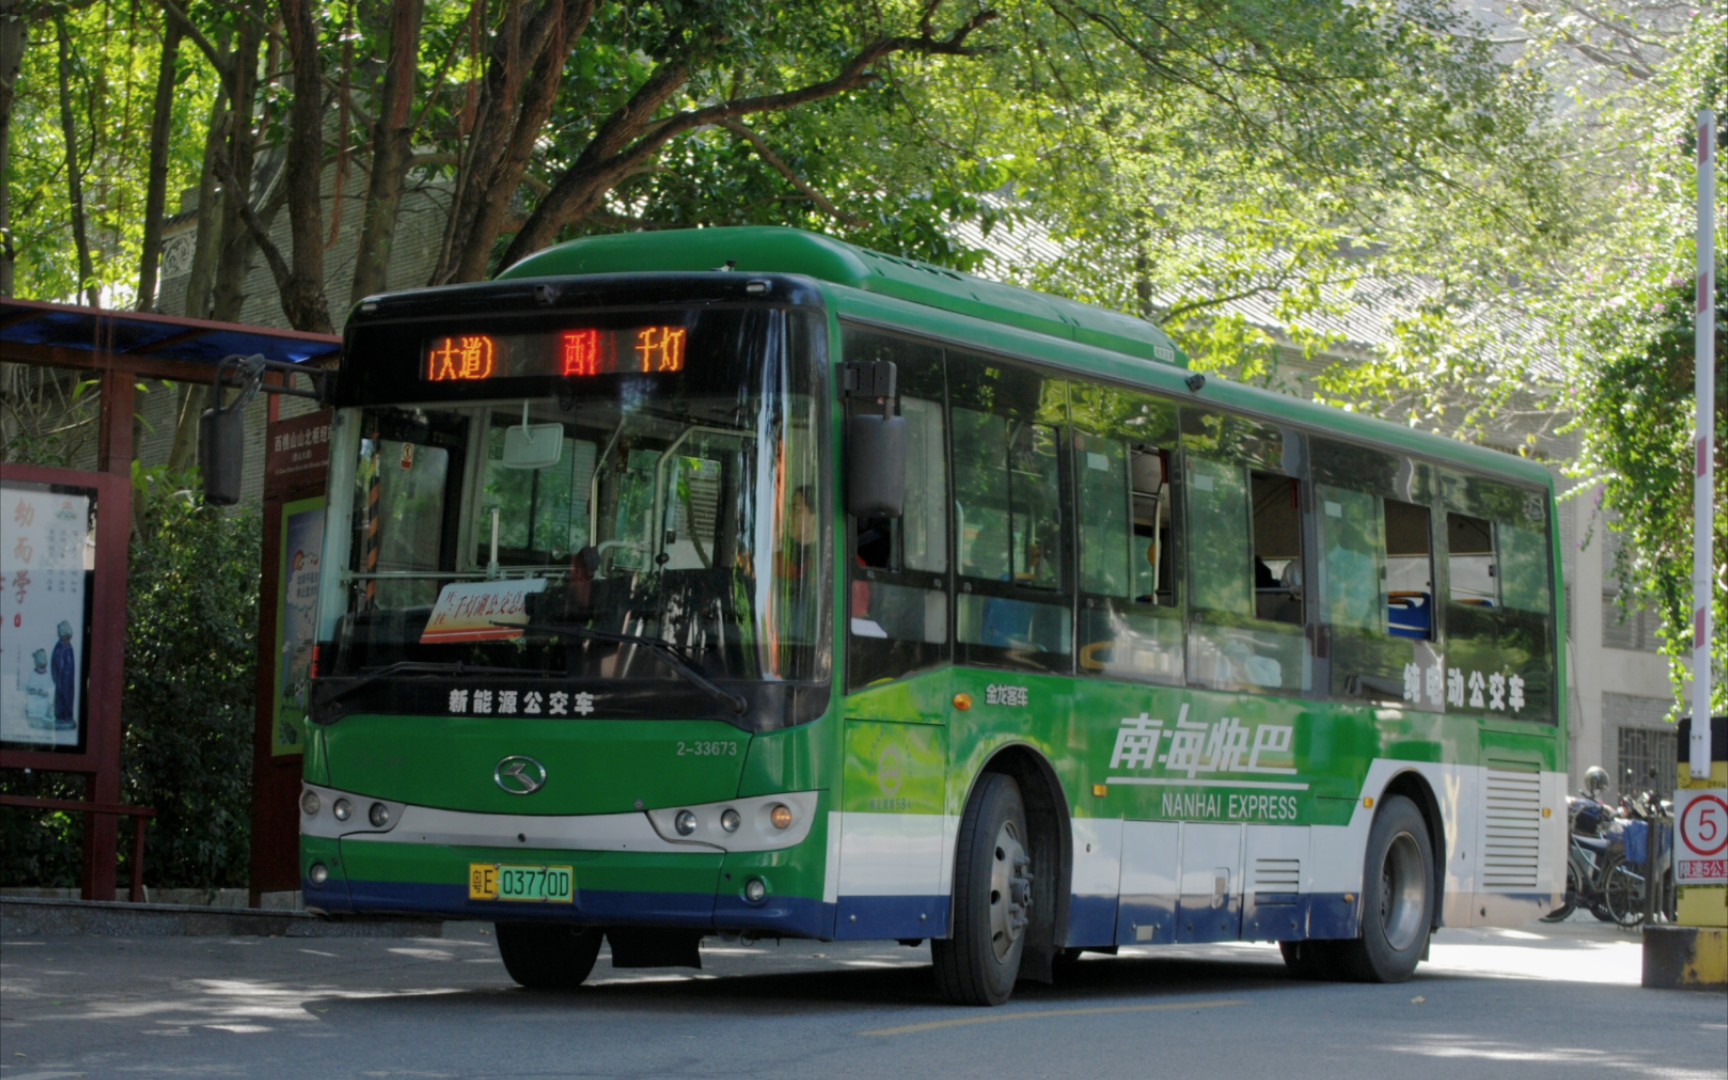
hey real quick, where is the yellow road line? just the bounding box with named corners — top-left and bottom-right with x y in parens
top-left (861, 998), bottom-right (1248, 1037)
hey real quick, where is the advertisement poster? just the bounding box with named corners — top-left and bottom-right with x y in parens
top-left (0, 484), bottom-right (91, 749)
top-left (273, 497), bottom-right (325, 756)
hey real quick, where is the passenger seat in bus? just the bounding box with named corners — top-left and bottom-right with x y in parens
top-left (1387, 591), bottom-right (1433, 639)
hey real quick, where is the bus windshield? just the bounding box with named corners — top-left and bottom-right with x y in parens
top-left (322, 306), bottom-right (826, 705)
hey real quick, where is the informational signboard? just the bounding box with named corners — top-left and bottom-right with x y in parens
top-left (1674, 788), bottom-right (1728, 885)
top-left (0, 484), bottom-right (91, 750)
top-left (272, 497), bottom-right (325, 756)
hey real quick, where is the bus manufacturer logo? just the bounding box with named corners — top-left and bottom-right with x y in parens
top-left (495, 756), bottom-right (548, 796)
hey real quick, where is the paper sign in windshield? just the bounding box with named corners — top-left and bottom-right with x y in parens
top-left (421, 579), bottom-right (547, 644)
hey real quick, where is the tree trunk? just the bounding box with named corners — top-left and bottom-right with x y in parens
top-left (180, 93), bottom-right (227, 318)
top-left (210, 20), bottom-right (260, 323)
top-left (350, 0), bottom-right (424, 303)
top-left (55, 15), bottom-right (97, 308)
top-left (279, 0), bottom-right (332, 333)
top-left (435, 0), bottom-right (596, 285)
top-left (137, 15), bottom-right (183, 313)
top-left (0, 0), bottom-right (28, 297)
top-left (165, 382), bottom-right (207, 475)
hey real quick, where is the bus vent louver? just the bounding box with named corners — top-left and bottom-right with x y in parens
top-left (1252, 857), bottom-right (1302, 894)
top-left (1481, 765), bottom-right (1543, 889)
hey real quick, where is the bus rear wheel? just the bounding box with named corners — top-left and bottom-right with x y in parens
top-left (933, 773), bottom-right (1032, 1006)
top-left (495, 923), bottom-right (604, 989)
top-left (1335, 794), bottom-right (1433, 983)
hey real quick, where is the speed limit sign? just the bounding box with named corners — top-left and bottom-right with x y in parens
top-left (1674, 788), bottom-right (1728, 885)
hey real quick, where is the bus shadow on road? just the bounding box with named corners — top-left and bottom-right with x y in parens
top-left (302, 946), bottom-right (1314, 1022)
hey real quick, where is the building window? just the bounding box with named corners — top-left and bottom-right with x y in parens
top-left (1617, 726), bottom-right (1676, 799)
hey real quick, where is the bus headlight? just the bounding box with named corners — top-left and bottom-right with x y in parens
top-left (333, 798), bottom-right (352, 822)
top-left (368, 802), bottom-right (391, 828)
top-left (644, 791), bottom-right (817, 850)
top-left (300, 789), bottom-right (321, 817)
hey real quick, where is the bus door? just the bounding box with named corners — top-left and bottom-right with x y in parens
top-left (836, 329), bottom-right (952, 941)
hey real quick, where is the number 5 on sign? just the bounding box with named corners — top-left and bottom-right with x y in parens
top-left (1674, 789), bottom-right (1728, 885)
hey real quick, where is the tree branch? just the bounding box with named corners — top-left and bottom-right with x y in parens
top-left (500, 7), bottom-right (999, 264)
top-left (716, 117), bottom-right (868, 228)
top-left (210, 149), bottom-right (294, 310)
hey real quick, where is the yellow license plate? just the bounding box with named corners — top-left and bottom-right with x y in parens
top-left (468, 863), bottom-right (575, 903)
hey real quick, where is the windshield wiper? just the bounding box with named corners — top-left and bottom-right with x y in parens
top-left (321, 660), bottom-right (545, 708)
top-left (507, 621), bottom-right (748, 716)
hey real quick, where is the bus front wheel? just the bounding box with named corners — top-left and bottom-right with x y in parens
top-left (1336, 794), bottom-right (1434, 983)
top-left (933, 773), bottom-right (1032, 1006)
top-left (495, 923), bottom-right (604, 989)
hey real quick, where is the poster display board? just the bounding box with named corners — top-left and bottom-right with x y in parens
top-left (0, 482), bottom-right (93, 750)
top-left (273, 497), bottom-right (325, 755)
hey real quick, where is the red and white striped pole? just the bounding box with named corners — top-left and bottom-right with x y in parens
top-left (1692, 107), bottom-right (1716, 780)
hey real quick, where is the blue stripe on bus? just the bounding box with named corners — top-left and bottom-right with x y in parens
top-left (309, 878), bottom-right (1445, 948)
top-left (1065, 894), bottom-right (1121, 947)
top-left (830, 895), bottom-right (950, 940)
top-left (312, 878), bottom-right (720, 926)
top-left (310, 877), bottom-right (830, 939)
top-left (1118, 893), bottom-right (1363, 944)
top-left (1243, 893), bottom-right (1360, 941)
top-left (712, 892), bottom-right (830, 938)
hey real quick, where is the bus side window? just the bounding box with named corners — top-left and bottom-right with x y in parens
top-left (1075, 433), bottom-right (1183, 682)
top-left (1384, 498), bottom-right (1433, 640)
top-left (1446, 512), bottom-right (1497, 606)
top-left (945, 347), bottom-right (1073, 674)
top-left (1317, 484), bottom-right (1384, 634)
top-left (842, 326), bottom-right (950, 691)
top-left (1250, 471), bottom-right (1304, 626)
top-left (1186, 454), bottom-right (1308, 694)
top-left (1316, 483), bottom-right (1444, 707)
top-left (1441, 491), bottom-right (1556, 722)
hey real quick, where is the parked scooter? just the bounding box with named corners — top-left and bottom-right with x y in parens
top-left (1610, 770), bottom-right (1676, 925)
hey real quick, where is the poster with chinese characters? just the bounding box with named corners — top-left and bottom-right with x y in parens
top-left (0, 485), bottom-right (91, 748)
top-left (272, 498), bottom-right (325, 756)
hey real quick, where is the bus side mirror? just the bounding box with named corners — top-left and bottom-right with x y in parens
top-left (200, 404), bottom-right (245, 506)
top-left (196, 352), bottom-right (327, 506)
top-left (843, 358), bottom-right (906, 518)
top-left (845, 413), bottom-right (907, 519)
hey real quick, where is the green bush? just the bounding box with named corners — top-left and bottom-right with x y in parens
top-left (119, 467), bottom-right (260, 888)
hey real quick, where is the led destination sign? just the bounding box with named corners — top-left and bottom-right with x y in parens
top-left (425, 326), bottom-right (688, 383)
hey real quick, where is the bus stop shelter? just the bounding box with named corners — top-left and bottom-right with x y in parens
top-left (0, 298), bottom-right (339, 900)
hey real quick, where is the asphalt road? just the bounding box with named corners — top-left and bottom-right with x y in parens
top-left (2, 912), bottom-right (1723, 1080)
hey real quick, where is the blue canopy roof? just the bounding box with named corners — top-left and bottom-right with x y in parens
top-left (0, 299), bottom-right (340, 380)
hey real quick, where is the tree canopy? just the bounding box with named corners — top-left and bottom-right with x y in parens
top-left (4, 1), bottom-right (1567, 327)
top-left (1514, 3), bottom-right (1726, 716)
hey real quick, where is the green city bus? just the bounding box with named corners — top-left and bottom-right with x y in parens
top-left (298, 227), bottom-right (1567, 1005)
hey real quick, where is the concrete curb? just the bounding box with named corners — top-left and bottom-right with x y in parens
top-left (0, 896), bottom-right (442, 938)
top-left (1641, 924), bottom-right (1728, 990)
